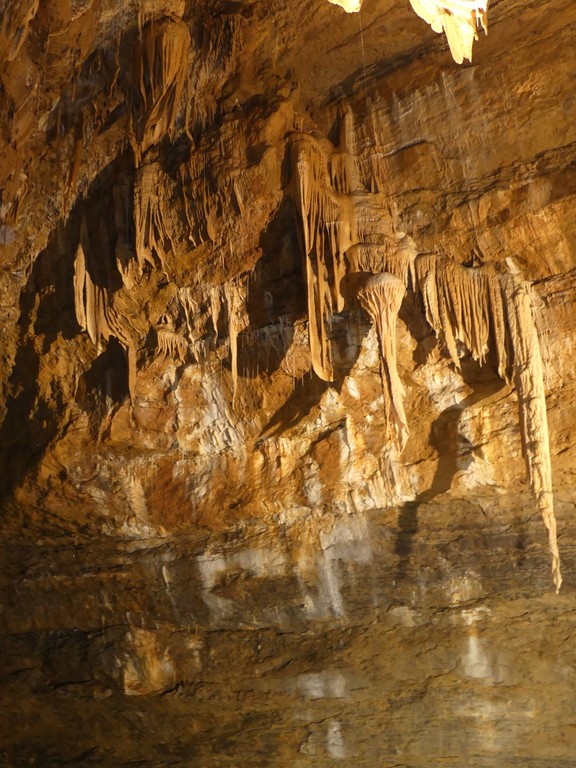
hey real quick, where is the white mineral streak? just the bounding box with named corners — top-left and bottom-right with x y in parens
top-left (415, 255), bottom-right (561, 591)
top-left (409, 0), bottom-right (488, 63)
top-left (357, 273), bottom-right (409, 452)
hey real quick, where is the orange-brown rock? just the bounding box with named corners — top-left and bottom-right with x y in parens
top-left (1, 1), bottom-right (576, 766)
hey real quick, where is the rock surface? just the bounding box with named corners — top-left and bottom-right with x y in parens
top-left (1, 1), bottom-right (576, 765)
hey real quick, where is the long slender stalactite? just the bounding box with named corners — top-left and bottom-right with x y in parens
top-left (357, 273), bottom-right (409, 452)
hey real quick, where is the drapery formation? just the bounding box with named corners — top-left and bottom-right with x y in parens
top-left (357, 273), bottom-right (409, 452)
top-left (288, 130), bottom-right (359, 381)
top-left (73, 234), bottom-right (137, 400)
top-left (130, 18), bottom-right (191, 160)
top-left (414, 256), bottom-right (561, 591)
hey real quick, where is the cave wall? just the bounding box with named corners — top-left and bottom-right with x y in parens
top-left (1, 1), bottom-right (576, 765)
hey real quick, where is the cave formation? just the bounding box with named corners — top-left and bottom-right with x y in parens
top-left (1, 1), bottom-right (576, 765)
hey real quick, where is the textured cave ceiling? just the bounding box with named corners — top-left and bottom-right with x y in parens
top-left (1, 1), bottom-right (576, 766)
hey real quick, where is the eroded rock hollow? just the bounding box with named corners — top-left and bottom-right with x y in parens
top-left (1, 1), bottom-right (576, 765)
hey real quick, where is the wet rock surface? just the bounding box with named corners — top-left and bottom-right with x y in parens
top-left (2, 498), bottom-right (576, 766)
top-left (1, 0), bottom-right (576, 765)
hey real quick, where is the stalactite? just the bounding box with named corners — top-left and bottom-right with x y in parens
top-left (131, 19), bottom-right (191, 158)
top-left (180, 159), bottom-right (212, 248)
top-left (180, 288), bottom-right (198, 341)
top-left (329, 109), bottom-right (361, 196)
top-left (224, 279), bottom-right (249, 407)
top-left (153, 287), bottom-right (211, 366)
top-left (327, 0), bottom-right (363, 11)
top-left (408, 0), bottom-right (488, 63)
top-left (209, 286), bottom-right (222, 339)
top-left (415, 256), bottom-right (511, 380)
top-left (415, 254), bottom-right (560, 591)
top-left (198, 13), bottom-right (242, 75)
top-left (73, 239), bottom-right (136, 400)
top-left (134, 162), bottom-right (175, 273)
top-left (501, 275), bottom-right (561, 592)
top-left (290, 132), bottom-right (337, 381)
top-left (324, 0), bottom-right (488, 64)
top-left (156, 320), bottom-right (188, 362)
top-left (346, 239), bottom-right (416, 290)
top-left (73, 242), bottom-right (88, 332)
top-left (287, 121), bottom-right (558, 587)
top-left (288, 130), bottom-right (359, 381)
top-left (183, 13), bottom-right (243, 137)
top-left (357, 273), bottom-right (409, 452)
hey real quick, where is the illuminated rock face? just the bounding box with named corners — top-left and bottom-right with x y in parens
top-left (1, 1), bottom-right (576, 766)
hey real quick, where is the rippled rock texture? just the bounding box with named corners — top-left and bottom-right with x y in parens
top-left (1, 0), bottom-right (576, 765)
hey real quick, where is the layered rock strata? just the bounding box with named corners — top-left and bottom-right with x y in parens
top-left (1, 0), bottom-right (576, 765)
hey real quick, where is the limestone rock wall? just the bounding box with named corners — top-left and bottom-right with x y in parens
top-left (1, 1), bottom-right (576, 765)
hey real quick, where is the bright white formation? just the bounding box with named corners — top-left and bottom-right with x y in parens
top-left (409, 0), bottom-right (488, 63)
top-left (416, 257), bottom-right (562, 592)
top-left (327, 0), bottom-right (489, 64)
top-left (328, 0), bottom-right (364, 11)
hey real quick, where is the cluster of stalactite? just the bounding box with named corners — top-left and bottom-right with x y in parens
top-left (415, 257), bottom-right (561, 591)
top-left (73, 227), bottom-right (137, 400)
top-left (56, 5), bottom-right (556, 589)
top-left (288, 123), bottom-right (560, 591)
top-left (287, 121), bottom-right (368, 381)
top-left (67, 8), bottom-right (246, 405)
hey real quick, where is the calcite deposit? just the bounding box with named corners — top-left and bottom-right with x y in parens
top-left (1, 0), bottom-right (576, 766)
